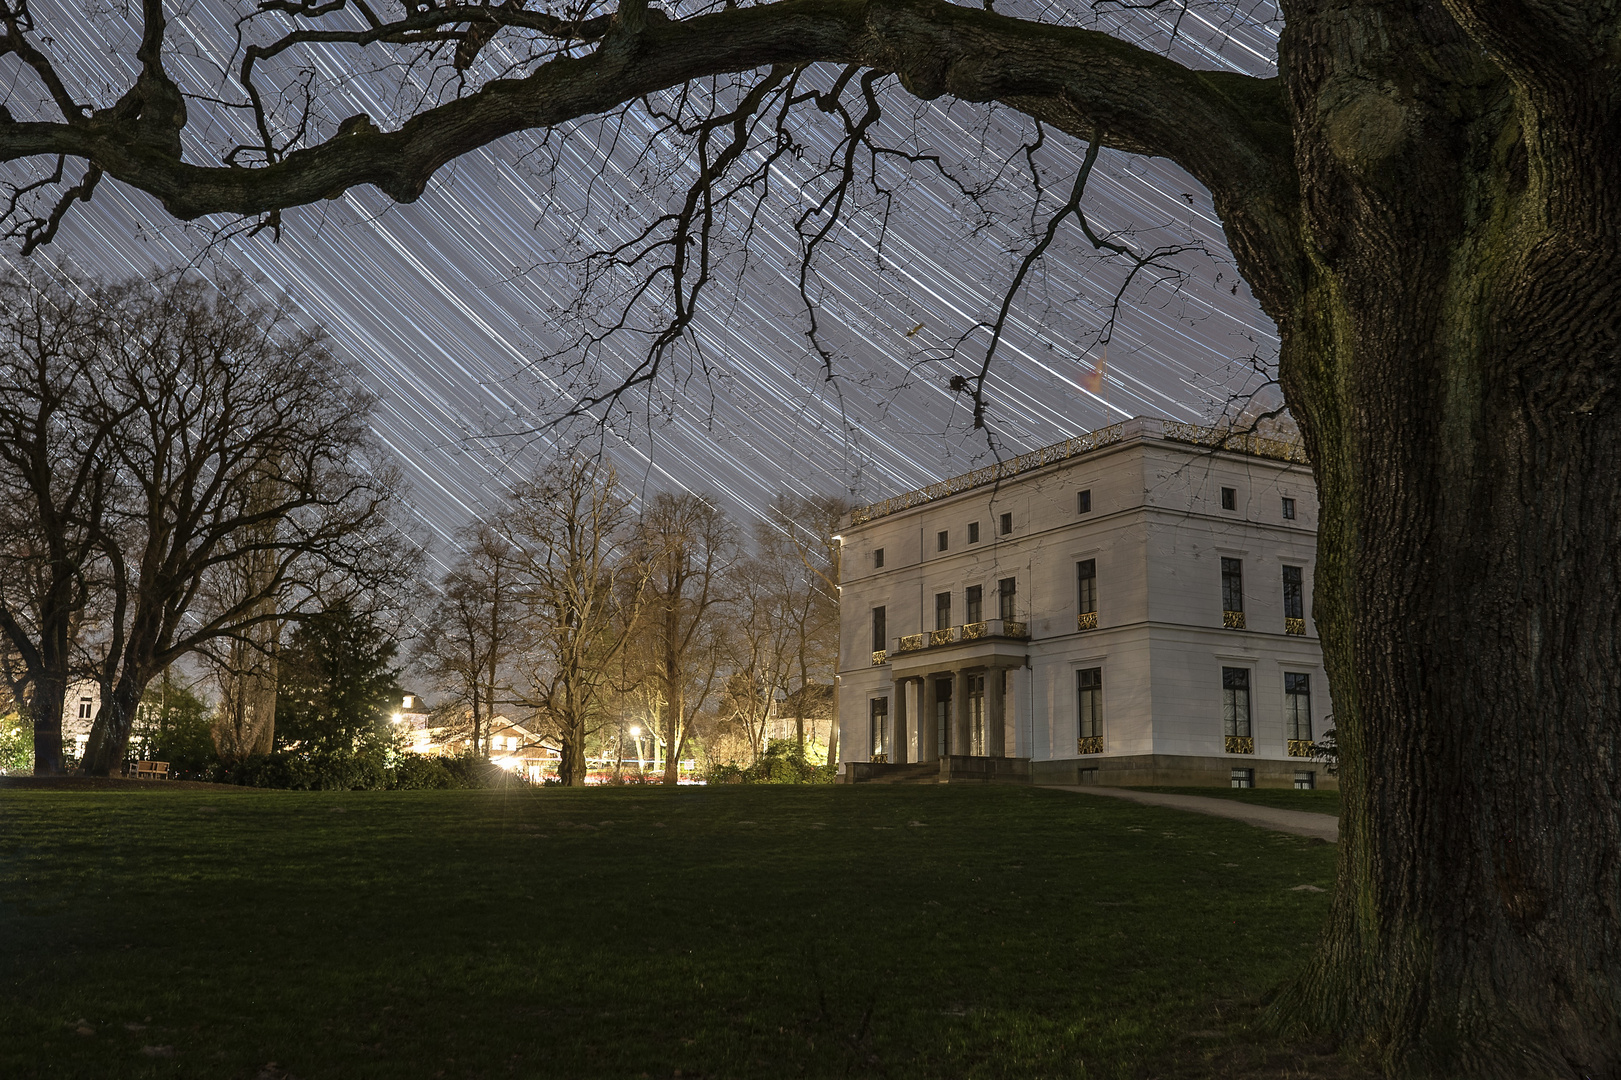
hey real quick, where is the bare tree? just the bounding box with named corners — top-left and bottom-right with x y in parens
top-left (0, 271), bottom-right (124, 775)
top-left (414, 524), bottom-right (524, 760)
top-left (504, 457), bottom-right (645, 786)
top-left (629, 491), bottom-right (738, 785)
top-left (43, 271), bottom-right (407, 775)
top-left (759, 494), bottom-right (844, 764)
top-left (5, 0), bottom-right (1621, 1067)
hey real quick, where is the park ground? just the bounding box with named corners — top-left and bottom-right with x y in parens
top-left (1, 784), bottom-right (1365, 1079)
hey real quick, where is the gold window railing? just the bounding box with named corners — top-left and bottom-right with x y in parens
top-left (929, 627), bottom-right (956, 646)
top-left (1077, 611), bottom-right (1098, 631)
top-left (1285, 617), bottom-right (1306, 636)
top-left (1225, 735), bottom-right (1254, 755)
top-left (1223, 610), bottom-right (1246, 630)
top-left (962, 621), bottom-right (988, 640)
top-left (897, 633), bottom-right (926, 652)
top-left (1002, 620), bottom-right (1029, 639)
top-left (1077, 735), bottom-right (1103, 755)
top-left (1287, 739), bottom-right (1315, 758)
top-left (871, 649), bottom-right (887, 666)
top-left (870, 753), bottom-right (889, 764)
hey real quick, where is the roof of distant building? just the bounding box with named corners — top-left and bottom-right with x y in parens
top-left (847, 416), bottom-right (1307, 526)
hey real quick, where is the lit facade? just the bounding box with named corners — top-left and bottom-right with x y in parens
top-left (836, 417), bottom-right (1335, 788)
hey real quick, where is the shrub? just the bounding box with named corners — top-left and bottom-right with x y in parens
top-left (703, 739), bottom-right (835, 785)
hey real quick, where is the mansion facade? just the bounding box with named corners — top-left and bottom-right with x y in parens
top-left (835, 416), bottom-right (1334, 788)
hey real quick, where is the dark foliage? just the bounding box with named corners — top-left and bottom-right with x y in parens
top-left (275, 601), bottom-right (402, 753)
top-left (704, 738), bottom-right (835, 785)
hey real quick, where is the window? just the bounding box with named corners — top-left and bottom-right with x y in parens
top-left (1221, 557), bottom-right (1245, 628)
top-left (1222, 667), bottom-right (1252, 737)
top-left (871, 606), bottom-right (887, 653)
top-left (1285, 673), bottom-right (1313, 741)
top-left (998, 577), bottom-right (1017, 620)
top-left (1294, 770), bottom-right (1316, 790)
top-left (77, 697), bottom-right (93, 720)
top-left (1220, 486), bottom-right (1237, 511)
top-left (874, 547), bottom-right (884, 568)
top-left (869, 697), bottom-right (890, 759)
top-left (965, 585), bottom-right (983, 624)
top-left (1282, 565), bottom-right (1304, 634)
top-left (1281, 496), bottom-right (1296, 520)
top-left (937, 530), bottom-right (949, 552)
top-left (1077, 489), bottom-right (1092, 514)
top-left (1231, 767), bottom-right (1255, 789)
top-left (999, 512), bottom-right (1013, 535)
top-left (1079, 767), bottom-right (1099, 784)
top-left (1077, 667), bottom-right (1103, 743)
top-left (935, 678), bottom-right (953, 756)
top-left (1077, 560), bottom-right (1097, 614)
top-left (968, 521), bottom-right (980, 544)
top-left (935, 591), bottom-right (952, 631)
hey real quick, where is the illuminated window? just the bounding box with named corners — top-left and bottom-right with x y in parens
top-left (78, 698), bottom-right (93, 720)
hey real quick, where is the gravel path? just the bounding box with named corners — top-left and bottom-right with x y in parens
top-left (1052, 785), bottom-right (1339, 842)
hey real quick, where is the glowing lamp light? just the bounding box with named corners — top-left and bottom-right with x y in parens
top-left (391, 713), bottom-right (404, 724)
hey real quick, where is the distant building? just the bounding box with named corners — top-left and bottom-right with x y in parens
top-left (62, 681), bottom-right (99, 760)
top-left (389, 693), bottom-right (558, 781)
top-left (836, 416), bottom-right (1334, 788)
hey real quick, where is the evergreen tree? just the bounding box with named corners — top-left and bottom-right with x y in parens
top-left (274, 602), bottom-right (402, 753)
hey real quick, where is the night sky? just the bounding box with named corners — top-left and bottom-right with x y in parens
top-left (1, 0), bottom-right (1283, 559)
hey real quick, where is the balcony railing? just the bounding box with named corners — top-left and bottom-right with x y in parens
top-left (1077, 735), bottom-right (1103, 755)
top-left (1225, 735), bottom-right (1255, 755)
top-left (1223, 610), bottom-right (1246, 630)
top-left (892, 620), bottom-right (1031, 655)
top-left (870, 753), bottom-right (889, 764)
top-left (1285, 617), bottom-right (1306, 636)
top-left (1077, 611), bottom-right (1098, 631)
top-left (1287, 739), bottom-right (1315, 758)
top-left (871, 649), bottom-right (887, 666)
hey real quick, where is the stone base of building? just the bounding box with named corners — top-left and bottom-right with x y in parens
top-left (842, 755), bottom-right (1033, 785)
top-left (1030, 753), bottom-right (1338, 789)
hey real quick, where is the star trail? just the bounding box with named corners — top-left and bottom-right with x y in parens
top-left (0, 0), bottom-right (1284, 557)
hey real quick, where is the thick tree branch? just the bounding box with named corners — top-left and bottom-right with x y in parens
top-left (0, 0), bottom-right (1291, 227)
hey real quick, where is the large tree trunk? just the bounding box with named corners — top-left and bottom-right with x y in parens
top-left (1255, 1), bottom-right (1621, 1073)
top-left (28, 675), bottom-right (66, 776)
top-left (81, 674), bottom-right (144, 777)
top-left (212, 625), bottom-right (280, 763)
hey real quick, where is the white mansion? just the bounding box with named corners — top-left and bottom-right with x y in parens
top-left (835, 416), bottom-right (1334, 788)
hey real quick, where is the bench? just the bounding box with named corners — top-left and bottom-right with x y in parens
top-left (131, 761), bottom-right (170, 780)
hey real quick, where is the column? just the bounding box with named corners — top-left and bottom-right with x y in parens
top-left (987, 666), bottom-right (1006, 757)
top-left (920, 676), bottom-right (939, 761)
top-left (892, 679), bottom-right (909, 765)
top-left (905, 678), bottom-right (922, 762)
top-left (954, 668), bottom-right (972, 759)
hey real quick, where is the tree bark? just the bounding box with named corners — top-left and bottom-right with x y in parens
top-left (1244, 1), bottom-right (1621, 1074)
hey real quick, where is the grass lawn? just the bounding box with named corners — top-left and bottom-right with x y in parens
top-left (1128, 787), bottom-right (1342, 817)
top-left (1, 785), bottom-right (1354, 1079)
